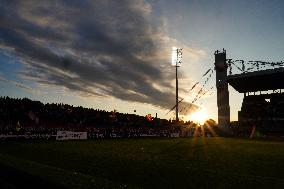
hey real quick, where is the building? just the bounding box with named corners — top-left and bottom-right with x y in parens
top-left (214, 49), bottom-right (230, 129)
top-left (227, 67), bottom-right (284, 135)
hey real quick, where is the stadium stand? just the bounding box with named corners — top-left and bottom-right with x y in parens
top-left (0, 97), bottom-right (203, 140)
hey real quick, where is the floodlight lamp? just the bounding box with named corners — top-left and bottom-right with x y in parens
top-left (171, 47), bottom-right (182, 67)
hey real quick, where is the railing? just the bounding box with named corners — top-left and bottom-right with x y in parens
top-left (226, 59), bottom-right (284, 75)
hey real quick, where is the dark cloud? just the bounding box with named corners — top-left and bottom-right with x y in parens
top-left (0, 0), bottom-right (199, 114)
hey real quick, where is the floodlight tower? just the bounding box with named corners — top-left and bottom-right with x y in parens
top-left (214, 49), bottom-right (230, 129)
top-left (172, 47), bottom-right (182, 122)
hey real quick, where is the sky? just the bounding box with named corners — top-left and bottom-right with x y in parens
top-left (0, 0), bottom-right (283, 122)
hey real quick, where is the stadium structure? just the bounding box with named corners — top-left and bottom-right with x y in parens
top-left (215, 49), bottom-right (284, 135)
top-left (214, 49), bottom-right (230, 130)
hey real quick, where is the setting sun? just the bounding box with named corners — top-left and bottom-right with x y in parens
top-left (189, 109), bottom-right (208, 124)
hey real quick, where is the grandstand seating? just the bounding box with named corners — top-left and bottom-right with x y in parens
top-left (238, 93), bottom-right (284, 135)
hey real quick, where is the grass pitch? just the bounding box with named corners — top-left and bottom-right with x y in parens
top-left (1, 137), bottom-right (284, 188)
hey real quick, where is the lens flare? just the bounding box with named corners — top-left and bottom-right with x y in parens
top-left (190, 110), bottom-right (208, 124)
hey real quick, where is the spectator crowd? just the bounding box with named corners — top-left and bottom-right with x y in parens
top-left (0, 97), bottom-right (191, 140)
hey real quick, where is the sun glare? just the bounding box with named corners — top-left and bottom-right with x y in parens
top-left (189, 110), bottom-right (208, 125)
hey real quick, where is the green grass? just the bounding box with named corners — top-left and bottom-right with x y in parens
top-left (1, 137), bottom-right (284, 188)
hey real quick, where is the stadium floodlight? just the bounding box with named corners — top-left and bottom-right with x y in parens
top-left (171, 47), bottom-right (183, 122)
top-left (171, 47), bottom-right (182, 67)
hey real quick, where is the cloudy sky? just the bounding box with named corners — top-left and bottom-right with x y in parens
top-left (0, 0), bottom-right (283, 121)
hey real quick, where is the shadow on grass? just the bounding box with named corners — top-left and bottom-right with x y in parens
top-left (0, 164), bottom-right (67, 189)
